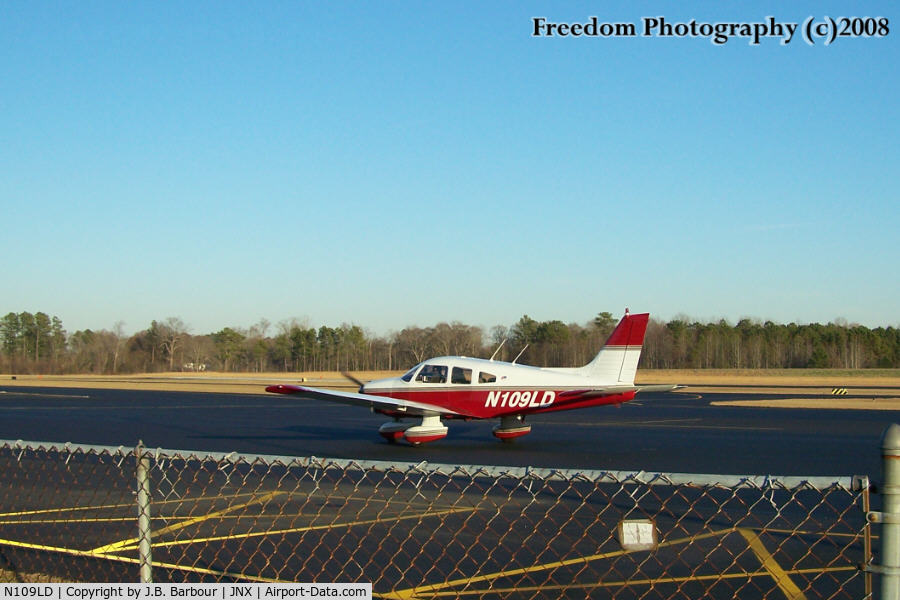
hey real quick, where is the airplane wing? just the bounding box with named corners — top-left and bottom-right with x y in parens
top-left (265, 384), bottom-right (460, 417)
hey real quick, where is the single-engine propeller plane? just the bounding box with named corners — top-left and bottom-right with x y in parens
top-left (266, 310), bottom-right (679, 445)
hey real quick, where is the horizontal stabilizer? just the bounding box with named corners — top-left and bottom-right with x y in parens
top-left (558, 386), bottom-right (638, 400)
top-left (554, 383), bottom-right (684, 404)
top-left (636, 384), bottom-right (686, 393)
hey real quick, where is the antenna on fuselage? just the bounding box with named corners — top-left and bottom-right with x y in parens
top-left (512, 344), bottom-right (529, 364)
top-left (489, 339), bottom-right (507, 361)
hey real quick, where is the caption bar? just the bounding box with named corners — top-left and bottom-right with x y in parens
top-left (0, 585), bottom-right (371, 600)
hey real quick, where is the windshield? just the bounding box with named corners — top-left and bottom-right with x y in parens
top-left (400, 363), bottom-right (422, 382)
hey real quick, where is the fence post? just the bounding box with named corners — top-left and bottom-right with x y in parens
top-left (136, 441), bottom-right (152, 583)
top-left (882, 424), bottom-right (900, 599)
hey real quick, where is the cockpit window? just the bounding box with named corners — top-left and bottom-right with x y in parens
top-left (478, 371), bottom-right (497, 383)
top-left (401, 364), bottom-right (422, 382)
top-left (416, 364), bottom-right (448, 384)
top-left (451, 367), bottom-right (472, 384)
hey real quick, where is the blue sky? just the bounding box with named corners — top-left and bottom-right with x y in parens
top-left (2, 2), bottom-right (897, 336)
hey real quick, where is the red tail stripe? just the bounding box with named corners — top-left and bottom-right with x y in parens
top-left (604, 313), bottom-right (649, 347)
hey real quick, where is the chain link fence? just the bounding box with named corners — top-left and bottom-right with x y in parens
top-left (0, 439), bottom-right (872, 598)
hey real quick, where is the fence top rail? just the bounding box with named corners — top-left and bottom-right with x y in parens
top-left (0, 438), bottom-right (864, 491)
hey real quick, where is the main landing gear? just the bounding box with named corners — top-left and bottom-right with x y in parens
top-left (492, 415), bottom-right (531, 442)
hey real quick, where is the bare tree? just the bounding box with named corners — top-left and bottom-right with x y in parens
top-left (158, 317), bottom-right (189, 371)
top-left (395, 327), bottom-right (429, 366)
top-left (111, 321), bottom-right (126, 374)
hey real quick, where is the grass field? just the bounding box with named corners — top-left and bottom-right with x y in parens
top-left (637, 368), bottom-right (900, 386)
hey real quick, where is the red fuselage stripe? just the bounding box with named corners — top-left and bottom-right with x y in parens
top-left (368, 388), bottom-right (635, 419)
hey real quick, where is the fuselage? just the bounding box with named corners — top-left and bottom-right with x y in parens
top-left (361, 355), bottom-right (636, 420)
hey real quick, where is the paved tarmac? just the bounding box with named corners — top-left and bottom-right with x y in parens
top-left (0, 385), bottom-right (896, 477)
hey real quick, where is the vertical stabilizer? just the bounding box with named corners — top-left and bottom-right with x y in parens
top-left (578, 312), bottom-right (650, 384)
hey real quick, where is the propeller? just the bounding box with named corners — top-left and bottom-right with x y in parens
top-left (341, 370), bottom-right (365, 392)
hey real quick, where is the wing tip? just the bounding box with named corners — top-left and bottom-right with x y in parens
top-left (266, 384), bottom-right (299, 394)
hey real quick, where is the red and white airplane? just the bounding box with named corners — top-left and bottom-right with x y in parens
top-left (266, 311), bottom-right (678, 445)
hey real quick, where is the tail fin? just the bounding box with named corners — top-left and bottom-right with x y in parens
top-left (578, 312), bottom-right (649, 383)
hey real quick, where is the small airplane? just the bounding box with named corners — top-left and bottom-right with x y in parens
top-left (266, 310), bottom-right (679, 445)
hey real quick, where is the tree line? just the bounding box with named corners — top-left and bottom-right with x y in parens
top-left (1, 310), bottom-right (897, 375)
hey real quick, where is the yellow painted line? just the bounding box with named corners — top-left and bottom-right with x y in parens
top-left (108, 507), bottom-right (476, 552)
top-left (0, 491), bottom-right (446, 519)
top-left (1, 510), bottom-right (396, 526)
top-left (789, 566), bottom-right (859, 575)
top-left (553, 418), bottom-right (780, 432)
top-left (738, 528), bottom-right (806, 600)
top-left (0, 537), bottom-right (89, 555)
top-left (0, 503), bottom-right (449, 526)
top-left (0, 526), bottom-right (859, 595)
top-left (0, 517), bottom-right (198, 525)
top-left (91, 491), bottom-right (283, 554)
top-left (0, 537), bottom-right (288, 582)
top-left (382, 528), bottom-right (734, 599)
top-left (415, 565), bottom-right (858, 597)
top-left (0, 491), bottom-right (270, 518)
top-left (2, 512), bottom-right (440, 526)
top-left (756, 527), bottom-right (871, 540)
top-left (0, 502), bottom-right (136, 518)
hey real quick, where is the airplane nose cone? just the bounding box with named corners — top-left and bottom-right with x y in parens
top-left (360, 377), bottom-right (395, 396)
